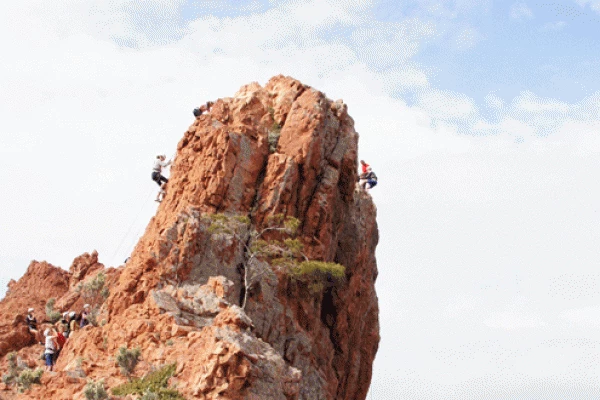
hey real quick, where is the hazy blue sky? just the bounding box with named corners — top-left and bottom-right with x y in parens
top-left (1, 1), bottom-right (600, 398)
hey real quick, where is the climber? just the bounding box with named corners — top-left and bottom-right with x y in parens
top-left (80, 304), bottom-right (91, 328)
top-left (360, 160), bottom-right (370, 174)
top-left (68, 311), bottom-right (79, 335)
top-left (152, 154), bottom-right (171, 202)
top-left (43, 328), bottom-right (57, 372)
top-left (25, 308), bottom-right (43, 345)
top-left (193, 101), bottom-right (214, 118)
top-left (53, 324), bottom-right (66, 362)
top-left (61, 311), bottom-right (70, 338)
top-left (359, 167), bottom-right (378, 191)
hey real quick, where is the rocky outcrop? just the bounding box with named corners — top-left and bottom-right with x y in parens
top-left (0, 75), bottom-right (379, 400)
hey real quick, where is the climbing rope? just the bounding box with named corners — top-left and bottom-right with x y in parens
top-left (109, 187), bottom-right (154, 266)
top-left (109, 151), bottom-right (177, 266)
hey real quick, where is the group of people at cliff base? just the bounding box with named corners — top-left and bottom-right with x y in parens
top-left (359, 160), bottom-right (377, 191)
top-left (25, 304), bottom-right (91, 371)
top-left (151, 102), bottom-right (216, 203)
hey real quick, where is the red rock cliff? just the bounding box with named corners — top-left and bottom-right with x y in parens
top-left (0, 76), bottom-right (379, 400)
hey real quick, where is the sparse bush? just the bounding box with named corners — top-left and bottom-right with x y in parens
top-left (116, 347), bottom-right (141, 378)
top-left (3, 352), bottom-right (22, 385)
top-left (268, 129), bottom-right (281, 153)
top-left (141, 389), bottom-right (160, 400)
top-left (45, 298), bottom-right (61, 323)
top-left (234, 215), bottom-right (251, 225)
top-left (203, 212), bottom-right (346, 305)
top-left (112, 364), bottom-right (184, 399)
top-left (165, 340), bottom-right (173, 347)
top-left (80, 272), bottom-right (109, 326)
top-left (82, 273), bottom-right (106, 302)
top-left (16, 368), bottom-right (43, 391)
top-left (84, 379), bottom-right (109, 400)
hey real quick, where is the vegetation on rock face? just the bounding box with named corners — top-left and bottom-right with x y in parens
top-left (84, 379), bottom-right (109, 400)
top-left (45, 298), bottom-right (62, 323)
top-left (112, 364), bottom-right (184, 399)
top-left (115, 346), bottom-right (141, 378)
top-left (16, 368), bottom-right (43, 392)
top-left (2, 352), bottom-right (21, 385)
top-left (78, 272), bottom-right (110, 326)
top-left (207, 212), bottom-right (346, 303)
top-left (3, 350), bottom-right (43, 392)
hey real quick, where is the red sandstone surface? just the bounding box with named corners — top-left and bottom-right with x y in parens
top-left (0, 76), bottom-right (379, 400)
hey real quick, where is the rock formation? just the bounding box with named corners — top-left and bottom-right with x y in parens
top-left (0, 75), bottom-right (379, 399)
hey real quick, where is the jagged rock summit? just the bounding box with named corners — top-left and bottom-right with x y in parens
top-left (0, 75), bottom-right (379, 399)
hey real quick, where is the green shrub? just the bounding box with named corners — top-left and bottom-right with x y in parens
top-left (112, 364), bottom-right (184, 399)
top-left (7, 352), bottom-right (18, 371)
top-left (16, 368), bottom-right (43, 391)
top-left (84, 380), bottom-right (109, 400)
top-left (116, 347), bottom-right (141, 378)
top-left (82, 273), bottom-right (106, 301)
top-left (234, 215), bottom-right (251, 225)
top-left (2, 352), bottom-right (22, 385)
top-left (268, 130), bottom-right (280, 153)
top-left (141, 389), bottom-right (160, 400)
top-left (291, 261), bottom-right (346, 294)
top-left (292, 261), bottom-right (345, 279)
top-left (45, 298), bottom-right (61, 323)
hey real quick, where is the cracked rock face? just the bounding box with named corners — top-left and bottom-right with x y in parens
top-left (0, 75), bottom-right (379, 400)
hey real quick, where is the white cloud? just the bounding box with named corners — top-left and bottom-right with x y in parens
top-left (573, 0), bottom-right (600, 14)
top-left (484, 93), bottom-right (505, 109)
top-left (416, 89), bottom-right (477, 121)
top-left (542, 21), bottom-right (567, 31)
top-left (483, 311), bottom-right (548, 330)
top-left (560, 306), bottom-right (600, 328)
top-left (452, 26), bottom-right (481, 50)
top-left (513, 91), bottom-right (570, 113)
top-left (510, 2), bottom-right (534, 20)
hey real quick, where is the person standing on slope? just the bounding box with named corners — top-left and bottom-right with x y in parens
top-left (152, 154), bottom-right (171, 202)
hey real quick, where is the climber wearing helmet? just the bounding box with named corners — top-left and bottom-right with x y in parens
top-left (80, 304), bottom-right (91, 328)
top-left (68, 311), bottom-right (79, 336)
top-left (193, 101), bottom-right (214, 118)
top-left (26, 308), bottom-right (43, 344)
top-left (152, 154), bottom-right (172, 202)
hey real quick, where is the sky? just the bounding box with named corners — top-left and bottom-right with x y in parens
top-left (1, 0), bottom-right (600, 398)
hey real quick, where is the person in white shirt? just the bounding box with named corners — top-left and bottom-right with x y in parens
top-left (152, 154), bottom-right (171, 202)
top-left (44, 328), bottom-right (57, 371)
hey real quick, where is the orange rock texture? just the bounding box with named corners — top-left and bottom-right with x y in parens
top-left (0, 75), bottom-right (379, 399)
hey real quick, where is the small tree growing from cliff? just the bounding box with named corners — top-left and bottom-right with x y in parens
top-left (207, 213), bottom-right (345, 308)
